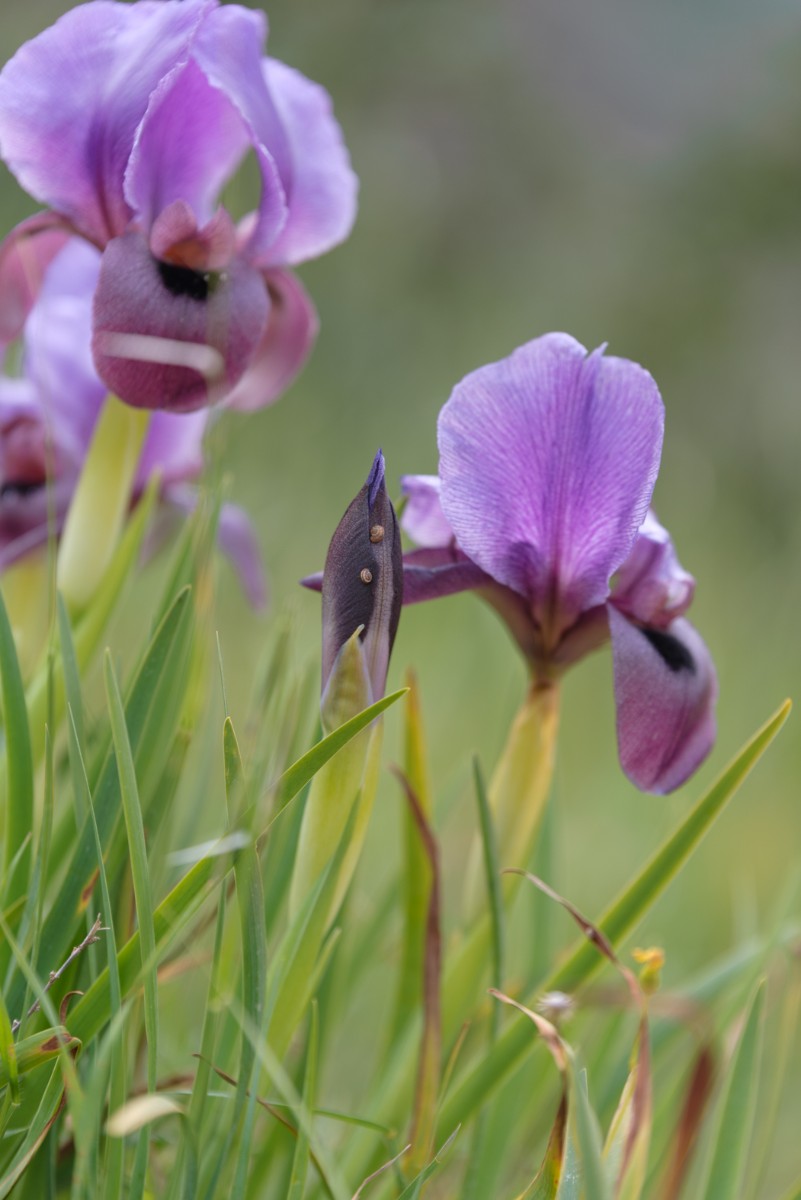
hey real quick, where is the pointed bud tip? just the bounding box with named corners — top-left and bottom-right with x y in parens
top-left (366, 449), bottom-right (385, 508)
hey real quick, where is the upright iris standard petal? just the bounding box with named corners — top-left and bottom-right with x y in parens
top-left (438, 333), bottom-right (664, 638)
top-left (92, 231), bottom-right (270, 412)
top-left (609, 606), bottom-right (718, 793)
top-left (0, 0), bottom-right (208, 243)
top-left (321, 451), bottom-right (403, 702)
top-left (259, 58), bottom-right (359, 266)
top-left (125, 59), bottom-right (254, 235)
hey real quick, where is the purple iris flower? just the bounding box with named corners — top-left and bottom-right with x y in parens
top-left (400, 333), bottom-right (717, 794)
top-left (0, 0), bottom-right (357, 414)
top-left (0, 236), bottom-right (266, 606)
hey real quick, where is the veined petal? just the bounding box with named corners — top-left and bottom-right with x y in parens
top-left (438, 333), bottom-right (664, 632)
top-left (609, 606), bottom-right (717, 794)
top-left (223, 269), bottom-right (317, 412)
top-left (258, 58), bottom-right (358, 267)
top-left (611, 509), bottom-right (695, 629)
top-left (0, 213), bottom-right (73, 346)
top-left (92, 231), bottom-right (269, 412)
top-left (0, 0), bottom-right (210, 244)
top-left (125, 58), bottom-right (251, 234)
top-left (400, 474), bottom-right (454, 548)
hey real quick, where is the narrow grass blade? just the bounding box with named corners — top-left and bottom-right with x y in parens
top-left (66, 708), bottom-right (125, 1200)
top-left (396, 1126), bottom-right (460, 1199)
top-left (390, 674), bottom-right (434, 1045)
top-left (288, 1002), bottom-right (319, 1200)
top-left (698, 979), bottom-right (766, 1200)
top-left (104, 652), bottom-right (158, 1091)
top-left (0, 1066), bottom-right (65, 1200)
top-left (569, 1068), bottom-right (611, 1200)
top-left (270, 688), bottom-right (407, 814)
top-left (0, 993), bottom-right (18, 1103)
top-left (393, 769), bottom-right (441, 1173)
top-left (0, 591), bottom-right (34, 933)
top-left (657, 1043), bottom-right (715, 1200)
top-left (437, 701), bottom-right (789, 1137)
top-left (474, 757), bottom-right (505, 1014)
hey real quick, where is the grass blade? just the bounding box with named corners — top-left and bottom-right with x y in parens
top-left (0, 591), bottom-right (34, 939)
top-left (288, 1002), bottom-right (319, 1200)
top-left (698, 979), bottom-right (766, 1200)
top-left (104, 651), bottom-right (158, 1091)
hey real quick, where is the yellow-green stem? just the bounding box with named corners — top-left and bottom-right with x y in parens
top-left (57, 398), bottom-right (151, 612)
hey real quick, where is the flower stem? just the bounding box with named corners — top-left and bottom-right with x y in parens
top-left (57, 398), bottom-right (151, 611)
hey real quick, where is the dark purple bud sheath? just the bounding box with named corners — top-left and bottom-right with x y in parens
top-left (321, 450), bottom-right (403, 703)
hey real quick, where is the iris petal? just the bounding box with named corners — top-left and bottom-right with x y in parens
top-left (259, 58), bottom-right (358, 267)
top-left (0, 0), bottom-right (209, 243)
top-left (92, 231), bottom-right (269, 412)
top-left (438, 333), bottom-right (664, 634)
top-left (222, 269), bottom-right (317, 412)
top-left (609, 605), bottom-right (717, 793)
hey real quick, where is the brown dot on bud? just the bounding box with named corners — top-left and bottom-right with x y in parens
top-left (369, 524), bottom-right (385, 543)
top-left (360, 568), bottom-right (373, 584)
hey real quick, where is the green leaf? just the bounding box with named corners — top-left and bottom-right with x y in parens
top-left (0, 993), bottom-right (18, 1103)
top-left (0, 590), bottom-right (34, 933)
top-left (698, 979), bottom-right (766, 1200)
top-left (104, 651), bottom-right (159, 1091)
top-left (271, 687), bottom-right (407, 814)
top-left (288, 1002), bottom-right (319, 1200)
top-left (0, 1066), bottom-right (65, 1200)
top-left (389, 674), bottom-right (435, 1045)
top-left (224, 719), bottom-right (267, 1103)
top-left (569, 1068), bottom-right (611, 1200)
top-left (66, 708), bottom-right (125, 1200)
top-left (396, 1126), bottom-right (461, 1199)
top-left (436, 701), bottom-right (790, 1138)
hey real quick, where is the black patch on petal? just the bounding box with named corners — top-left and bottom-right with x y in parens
top-left (0, 480), bottom-right (43, 499)
top-left (157, 260), bottom-right (215, 302)
top-left (642, 627), bottom-right (696, 674)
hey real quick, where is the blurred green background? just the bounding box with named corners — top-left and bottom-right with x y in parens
top-left (2, 0), bottom-right (800, 1191)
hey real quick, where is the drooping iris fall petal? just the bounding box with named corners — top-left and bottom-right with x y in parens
top-left (92, 231), bottom-right (270, 413)
top-left (609, 607), bottom-right (717, 793)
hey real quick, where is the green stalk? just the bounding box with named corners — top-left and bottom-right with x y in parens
top-left (57, 397), bottom-right (150, 612)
